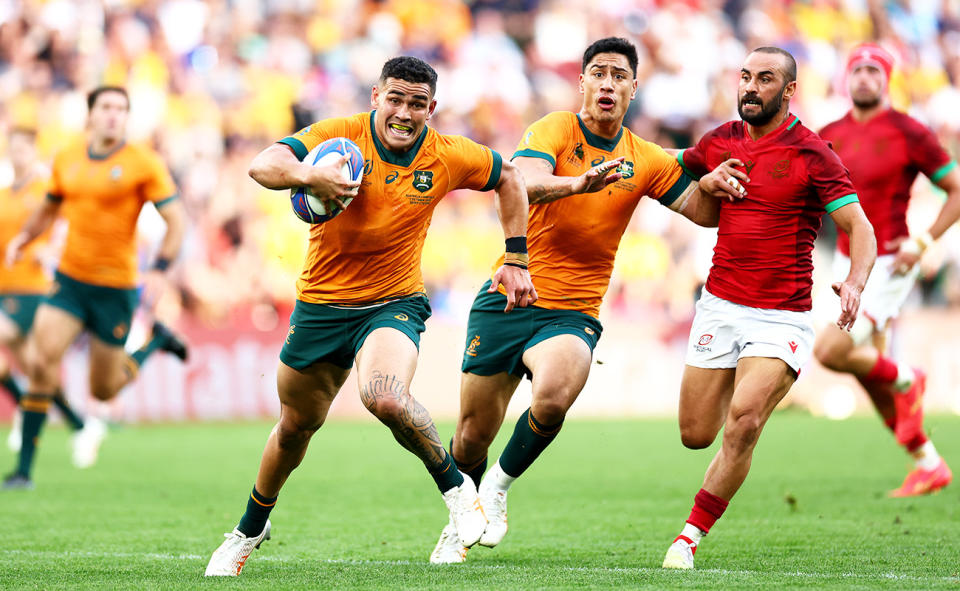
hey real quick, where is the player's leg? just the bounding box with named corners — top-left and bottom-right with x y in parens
top-left (0, 308), bottom-right (27, 454)
top-left (4, 304), bottom-right (84, 488)
top-left (677, 365), bottom-right (736, 449)
top-left (205, 359), bottom-right (349, 576)
top-left (476, 335), bottom-right (592, 548)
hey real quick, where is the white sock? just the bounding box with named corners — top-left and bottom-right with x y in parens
top-left (914, 440), bottom-right (941, 471)
top-left (893, 363), bottom-right (915, 392)
top-left (484, 461), bottom-right (516, 492)
top-left (681, 523), bottom-right (705, 545)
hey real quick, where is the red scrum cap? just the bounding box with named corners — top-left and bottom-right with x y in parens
top-left (847, 43), bottom-right (894, 80)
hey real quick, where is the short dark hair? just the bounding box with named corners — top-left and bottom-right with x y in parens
top-left (750, 47), bottom-right (797, 83)
top-left (87, 86), bottom-right (129, 111)
top-left (9, 126), bottom-right (37, 140)
top-left (582, 37), bottom-right (639, 77)
top-left (379, 56), bottom-right (438, 96)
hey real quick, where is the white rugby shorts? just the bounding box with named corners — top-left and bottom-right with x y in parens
top-left (686, 288), bottom-right (814, 373)
top-left (832, 252), bottom-right (918, 344)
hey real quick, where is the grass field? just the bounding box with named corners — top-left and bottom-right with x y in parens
top-left (1, 412), bottom-right (958, 590)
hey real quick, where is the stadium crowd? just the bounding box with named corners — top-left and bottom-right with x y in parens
top-left (1, 0), bottom-right (958, 334)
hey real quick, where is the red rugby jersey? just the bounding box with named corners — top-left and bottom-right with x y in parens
top-left (820, 109), bottom-right (956, 256)
top-left (679, 115), bottom-right (858, 311)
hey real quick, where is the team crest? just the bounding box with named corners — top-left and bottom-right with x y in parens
top-left (465, 335), bottom-right (481, 357)
top-left (412, 170), bottom-right (433, 192)
top-left (769, 159), bottom-right (791, 179)
top-left (286, 325), bottom-right (295, 345)
top-left (110, 165), bottom-right (123, 181)
top-left (573, 143), bottom-right (584, 161)
top-left (616, 160), bottom-right (634, 179)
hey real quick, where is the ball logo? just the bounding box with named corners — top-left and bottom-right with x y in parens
top-left (363, 159), bottom-right (373, 175)
top-left (698, 334), bottom-right (713, 346)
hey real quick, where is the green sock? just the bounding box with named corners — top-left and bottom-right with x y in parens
top-left (450, 437), bottom-right (486, 488)
top-left (52, 390), bottom-right (84, 431)
top-left (498, 408), bottom-right (563, 478)
top-left (130, 332), bottom-right (164, 367)
top-left (1, 373), bottom-right (23, 403)
top-left (17, 394), bottom-right (52, 478)
top-left (429, 452), bottom-right (465, 493)
top-left (236, 487), bottom-right (277, 538)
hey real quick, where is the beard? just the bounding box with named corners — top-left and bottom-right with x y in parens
top-left (738, 85), bottom-right (786, 126)
top-left (851, 93), bottom-right (882, 109)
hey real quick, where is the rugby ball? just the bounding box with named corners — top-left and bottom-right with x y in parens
top-left (290, 137), bottom-right (364, 224)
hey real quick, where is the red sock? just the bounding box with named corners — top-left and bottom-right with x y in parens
top-left (686, 488), bottom-right (729, 534)
top-left (864, 356), bottom-right (898, 384)
top-left (905, 432), bottom-right (929, 454)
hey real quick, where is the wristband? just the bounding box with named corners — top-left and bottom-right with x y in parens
top-left (503, 252), bottom-right (529, 269)
top-left (152, 257), bottom-right (171, 272)
top-left (900, 231), bottom-right (934, 257)
top-left (915, 231), bottom-right (934, 251)
top-left (505, 236), bottom-right (527, 254)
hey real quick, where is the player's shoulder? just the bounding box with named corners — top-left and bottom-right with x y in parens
top-left (700, 120), bottom-right (741, 144)
top-left (884, 109), bottom-right (935, 140)
top-left (428, 128), bottom-right (491, 160)
top-left (52, 138), bottom-right (88, 162)
top-left (304, 111), bottom-right (370, 136)
top-left (621, 127), bottom-right (670, 158)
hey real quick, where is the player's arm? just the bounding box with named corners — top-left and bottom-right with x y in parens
top-left (4, 195), bottom-right (61, 267)
top-left (248, 143), bottom-right (359, 209)
top-left (514, 156), bottom-right (624, 204)
top-left (667, 158), bottom-right (750, 227)
top-left (140, 199), bottom-right (187, 309)
top-left (829, 202), bottom-right (876, 331)
top-left (891, 164), bottom-right (960, 273)
top-left (489, 159), bottom-right (538, 312)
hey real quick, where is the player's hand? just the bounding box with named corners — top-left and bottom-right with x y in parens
top-left (141, 269), bottom-right (167, 312)
top-left (490, 265), bottom-right (538, 312)
top-left (700, 158), bottom-right (749, 201)
top-left (4, 233), bottom-right (29, 267)
top-left (573, 157), bottom-right (624, 194)
top-left (831, 280), bottom-right (862, 331)
top-left (304, 154), bottom-right (361, 210)
top-left (886, 236), bottom-right (922, 276)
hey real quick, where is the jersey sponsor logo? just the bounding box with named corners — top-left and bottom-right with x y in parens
top-left (465, 335), bottom-right (480, 357)
top-left (616, 160), bottom-right (634, 179)
top-left (769, 158), bottom-right (791, 179)
top-left (286, 325), bottom-right (295, 345)
top-left (412, 170), bottom-right (433, 192)
top-left (363, 159), bottom-right (373, 175)
top-left (110, 165), bottom-right (122, 181)
top-left (788, 340), bottom-right (798, 353)
top-left (385, 171), bottom-right (399, 184)
top-left (394, 313), bottom-right (409, 321)
top-left (590, 156), bottom-right (604, 167)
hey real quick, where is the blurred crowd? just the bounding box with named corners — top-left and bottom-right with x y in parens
top-left (1, 0), bottom-right (959, 337)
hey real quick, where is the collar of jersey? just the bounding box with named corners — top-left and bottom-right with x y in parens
top-left (741, 113), bottom-right (799, 143)
top-left (576, 114), bottom-right (623, 152)
top-left (87, 141), bottom-right (126, 161)
top-left (370, 110), bottom-right (428, 168)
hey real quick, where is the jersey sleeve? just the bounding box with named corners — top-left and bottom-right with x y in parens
top-left (278, 117), bottom-right (352, 161)
top-left (808, 143), bottom-right (859, 213)
top-left (677, 126), bottom-right (722, 179)
top-left (445, 135), bottom-right (502, 192)
top-left (511, 112), bottom-right (569, 169)
top-left (905, 119), bottom-right (956, 183)
top-left (141, 150), bottom-right (178, 206)
top-left (638, 141), bottom-right (694, 207)
top-left (46, 153), bottom-right (65, 203)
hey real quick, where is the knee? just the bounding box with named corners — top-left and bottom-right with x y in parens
top-left (813, 341), bottom-right (841, 371)
top-left (530, 384), bottom-right (577, 426)
top-left (276, 416), bottom-right (320, 450)
top-left (362, 392), bottom-right (406, 426)
top-left (24, 345), bottom-right (57, 384)
top-left (456, 417), bottom-right (497, 460)
top-left (679, 422), bottom-right (716, 449)
top-left (724, 410), bottom-right (764, 451)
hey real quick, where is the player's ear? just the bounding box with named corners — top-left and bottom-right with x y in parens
top-left (370, 86), bottom-right (380, 109)
top-left (578, 73), bottom-right (585, 95)
top-left (783, 80), bottom-right (797, 101)
top-left (427, 99), bottom-right (438, 120)
top-left (630, 78), bottom-right (638, 100)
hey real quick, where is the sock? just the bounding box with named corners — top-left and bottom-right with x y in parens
top-left (430, 452), bottom-right (465, 493)
top-left (904, 431), bottom-right (930, 455)
top-left (680, 522), bottom-right (705, 546)
top-left (0, 373), bottom-right (23, 403)
top-left (864, 356), bottom-right (898, 385)
top-left (17, 393), bottom-right (52, 478)
top-left (498, 408), bottom-right (563, 478)
top-left (686, 488), bottom-right (729, 534)
top-left (129, 331), bottom-right (166, 369)
top-left (912, 440), bottom-right (941, 471)
top-left (485, 461), bottom-right (516, 492)
top-left (450, 437), bottom-right (486, 488)
top-left (52, 390), bottom-right (84, 431)
top-left (892, 364), bottom-right (916, 393)
top-left (236, 486), bottom-right (278, 538)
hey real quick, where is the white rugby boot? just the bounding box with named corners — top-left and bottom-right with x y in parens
top-left (6, 409), bottom-right (22, 452)
top-left (429, 518), bottom-right (468, 564)
top-left (441, 473), bottom-right (487, 547)
top-left (477, 479), bottom-right (508, 547)
top-left (204, 520), bottom-right (271, 577)
top-left (662, 535), bottom-right (697, 569)
top-left (71, 415), bottom-right (107, 469)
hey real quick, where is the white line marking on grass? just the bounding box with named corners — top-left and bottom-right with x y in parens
top-left (2, 550), bottom-right (957, 583)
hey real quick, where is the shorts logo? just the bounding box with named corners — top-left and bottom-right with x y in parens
top-left (394, 313), bottom-right (409, 321)
top-left (788, 340), bottom-right (798, 353)
top-left (698, 334), bottom-right (713, 346)
top-left (465, 335), bottom-right (480, 357)
top-left (113, 322), bottom-right (129, 339)
top-left (385, 171), bottom-right (399, 184)
top-left (286, 325), bottom-right (295, 345)
top-left (412, 170), bottom-right (433, 192)
top-left (584, 327), bottom-right (595, 336)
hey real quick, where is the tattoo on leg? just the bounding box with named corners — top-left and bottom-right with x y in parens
top-left (360, 370), bottom-right (447, 469)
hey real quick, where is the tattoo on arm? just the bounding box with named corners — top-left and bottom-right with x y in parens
top-left (528, 184), bottom-right (573, 204)
top-left (359, 370), bottom-right (447, 469)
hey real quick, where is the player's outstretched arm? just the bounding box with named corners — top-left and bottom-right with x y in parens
top-left (490, 160), bottom-right (537, 312)
top-left (141, 199), bottom-right (187, 310)
top-left (669, 158), bottom-right (749, 227)
top-left (830, 202), bottom-right (876, 331)
top-left (514, 155), bottom-right (623, 204)
top-left (890, 165), bottom-right (960, 274)
top-left (248, 143), bottom-right (358, 209)
top-left (5, 196), bottom-right (61, 267)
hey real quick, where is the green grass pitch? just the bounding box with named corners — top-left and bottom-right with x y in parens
top-left (1, 412), bottom-right (958, 589)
